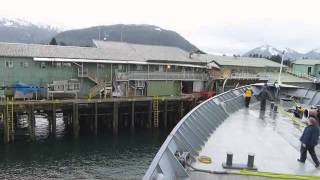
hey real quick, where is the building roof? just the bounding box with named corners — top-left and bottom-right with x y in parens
top-left (292, 59), bottom-right (320, 65)
top-left (270, 72), bottom-right (312, 83)
top-left (198, 54), bottom-right (284, 68)
top-left (0, 41), bottom-right (206, 66)
top-left (0, 42), bottom-right (142, 61)
top-left (93, 40), bottom-right (206, 64)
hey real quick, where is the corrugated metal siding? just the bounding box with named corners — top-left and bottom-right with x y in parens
top-left (0, 57), bottom-right (114, 97)
top-left (147, 81), bottom-right (181, 96)
top-left (293, 64), bottom-right (315, 76)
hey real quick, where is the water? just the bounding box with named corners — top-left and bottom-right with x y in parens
top-left (0, 117), bottom-right (168, 179)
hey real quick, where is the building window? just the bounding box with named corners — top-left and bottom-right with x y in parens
top-left (56, 62), bottom-right (62, 67)
top-left (40, 62), bottom-right (46, 69)
top-left (63, 63), bottom-right (71, 67)
top-left (136, 65), bottom-right (143, 71)
top-left (98, 64), bottom-right (105, 69)
top-left (6, 60), bottom-right (13, 68)
top-left (21, 62), bottom-right (29, 68)
top-left (118, 64), bottom-right (124, 71)
top-left (159, 65), bottom-right (164, 72)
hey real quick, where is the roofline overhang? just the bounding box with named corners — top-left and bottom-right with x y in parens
top-left (33, 57), bottom-right (208, 68)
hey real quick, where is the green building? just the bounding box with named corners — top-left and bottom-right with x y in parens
top-left (0, 41), bottom-right (209, 99)
top-left (291, 59), bottom-right (320, 78)
top-left (199, 55), bottom-right (314, 91)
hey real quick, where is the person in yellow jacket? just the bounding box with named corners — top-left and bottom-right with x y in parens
top-left (244, 87), bottom-right (252, 108)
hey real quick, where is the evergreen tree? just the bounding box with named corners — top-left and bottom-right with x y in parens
top-left (49, 38), bottom-right (58, 45)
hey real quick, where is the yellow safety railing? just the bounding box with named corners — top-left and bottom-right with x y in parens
top-left (239, 169), bottom-right (320, 180)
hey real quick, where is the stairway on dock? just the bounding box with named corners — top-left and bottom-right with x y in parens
top-left (78, 68), bottom-right (112, 98)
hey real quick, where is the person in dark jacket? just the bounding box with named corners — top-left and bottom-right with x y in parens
top-left (297, 116), bottom-right (320, 167)
top-left (259, 86), bottom-right (268, 111)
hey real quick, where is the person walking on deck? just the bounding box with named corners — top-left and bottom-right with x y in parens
top-left (258, 86), bottom-right (268, 111)
top-left (297, 116), bottom-right (320, 168)
top-left (244, 87), bottom-right (252, 108)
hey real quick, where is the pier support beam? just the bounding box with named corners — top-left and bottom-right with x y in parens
top-left (73, 103), bottom-right (79, 139)
top-left (28, 105), bottom-right (35, 142)
top-left (179, 101), bottom-right (184, 119)
top-left (113, 102), bottom-right (119, 135)
top-left (164, 100), bottom-right (168, 129)
top-left (52, 104), bottom-right (56, 138)
top-left (148, 101), bottom-right (152, 128)
top-left (94, 102), bottom-right (98, 136)
top-left (131, 101), bottom-right (135, 133)
top-left (3, 101), bottom-right (8, 144)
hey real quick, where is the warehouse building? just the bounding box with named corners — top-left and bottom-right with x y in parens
top-left (197, 54), bottom-right (314, 92)
top-left (0, 41), bottom-right (209, 99)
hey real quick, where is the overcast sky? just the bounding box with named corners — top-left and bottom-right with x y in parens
top-left (1, 0), bottom-right (320, 54)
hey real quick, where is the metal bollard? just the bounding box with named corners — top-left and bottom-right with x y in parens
top-left (226, 153), bottom-right (233, 166)
top-left (273, 105), bottom-right (278, 112)
top-left (270, 102), bottom-right (274, 109)
top-left (247, 154), bottom-right (255, 168)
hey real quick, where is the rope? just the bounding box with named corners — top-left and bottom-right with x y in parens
top-left (278, 105), bottom-right (306, 129)
top-left (239, 170), bottom-right (320, 180)
top-left (198, 156), bottom-right (212, 164)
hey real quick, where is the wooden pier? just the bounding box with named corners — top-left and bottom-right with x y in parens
top-left (0, 96), bottom-right (196, 144)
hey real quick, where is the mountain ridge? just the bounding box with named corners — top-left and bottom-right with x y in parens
top-left (53, 24), bottom-right (199, 52)
top-left (243, 45), bottom-right (311, 60)
top-left (0, 18), bottom-right (59, 44)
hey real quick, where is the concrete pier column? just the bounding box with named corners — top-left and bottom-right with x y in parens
top-left (164, 100), bottom-right (168, 129)
top-left (72, 103), bottom-right (79, 139)
top-left (148, 101), bottom-right (152, 128)
top-left (131, 101), bottom-right (135, 133)
top-left (113, 102), bottom-right (119, 135)
top-left (52, 105), bottom-right (56, 138)
top-left (94, 102), bottom-right (98, 136)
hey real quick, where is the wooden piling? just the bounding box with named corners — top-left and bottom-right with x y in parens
top-left (131, 101), bottom-right (135, 133)
top-left (73, 103), bottom-right (79, 139)
top-left (94, 102), bottom-right (98, 136)
top-left (164, 100), bottom-right (168, 129)
top-left (28, 105), bottom-right (35, 141)
top-left (3, 100), bottom-right (8, 144)
top-left (148, 101), bottom-right (152, 128)
top-left (52, 104), bottom-right (56, 137)
top-left (113, 102), bottom-right (119, 135)
top-left (180, 100), bottom-right (184, 119)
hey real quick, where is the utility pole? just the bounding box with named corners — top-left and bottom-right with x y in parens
top-left (278, 51), bottom-right (285, 84)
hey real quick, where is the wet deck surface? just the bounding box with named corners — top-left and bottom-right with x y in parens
top-left (192, 102), bottom-right (320, 177)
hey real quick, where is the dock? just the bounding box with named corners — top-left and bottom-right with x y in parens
top-left (0, 96), bottom-right (196, 144)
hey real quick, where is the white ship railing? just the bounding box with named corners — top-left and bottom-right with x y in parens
top-left (144, 84), bottom-right (320, 180)
top-left (143, 86), bottom-right (253, 180)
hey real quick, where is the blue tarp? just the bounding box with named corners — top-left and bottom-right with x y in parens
top-left (14, 83), bottom-right (40, 95)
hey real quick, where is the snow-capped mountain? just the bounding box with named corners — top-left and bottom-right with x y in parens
top-left (283, 48), bottom-right (304, 60)
top-left (243, 45), bottom-right (282, 58)
top-left (304, 49), bottom-right (320, 59)
top-left (0, 18), bottom-right (58, 44)
top-left (243, 45), bottom-right (303, 60)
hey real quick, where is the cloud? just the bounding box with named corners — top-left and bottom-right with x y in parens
top-left (1, 0), bottom-right (320, 54)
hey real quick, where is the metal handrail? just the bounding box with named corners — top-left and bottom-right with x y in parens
top-left (116, 71), bottom-right (208, 81)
